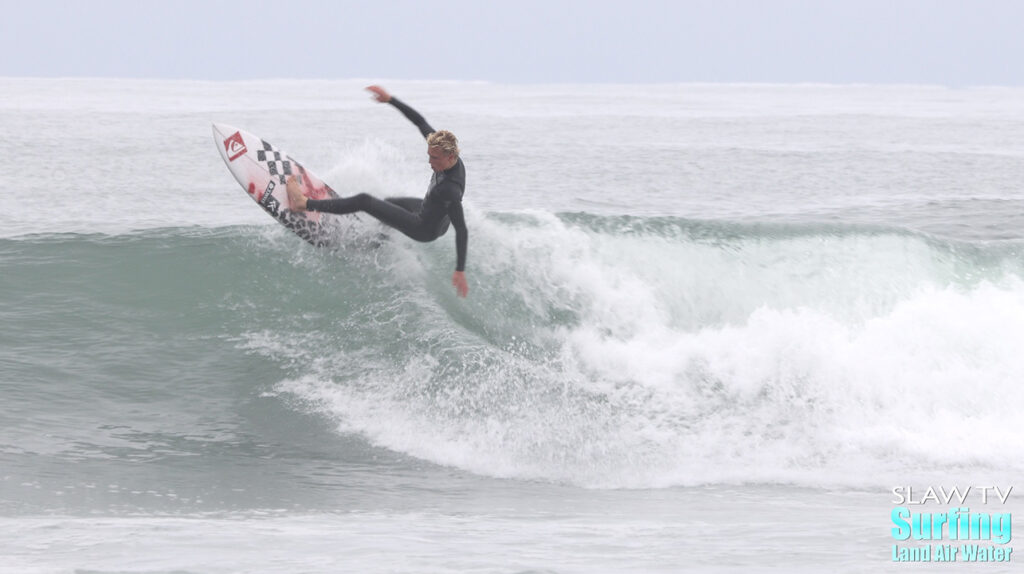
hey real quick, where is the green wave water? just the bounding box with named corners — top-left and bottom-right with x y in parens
top-left (4, 214), bottom-right (1023, 497)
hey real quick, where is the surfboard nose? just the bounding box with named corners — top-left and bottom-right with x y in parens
top-left (212, 123), bottom-right (243, 163)
top-left (212, 123), bottom-right (237, 139)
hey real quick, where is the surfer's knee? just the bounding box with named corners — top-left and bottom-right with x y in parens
top-left (351, 193), bottom-right (374, 210)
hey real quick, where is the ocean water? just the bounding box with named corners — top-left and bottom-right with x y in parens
top-left (2, 78), bottom-right (1024, 573)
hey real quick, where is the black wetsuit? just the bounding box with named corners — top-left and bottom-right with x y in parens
top-left (305, 98), bottom-right (468, 272)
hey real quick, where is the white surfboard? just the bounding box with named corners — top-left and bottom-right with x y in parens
top-left (213, 123), bottom-right (347, 246)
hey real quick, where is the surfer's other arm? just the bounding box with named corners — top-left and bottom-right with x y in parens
top-left (447, 193), bottom-right (469, 298)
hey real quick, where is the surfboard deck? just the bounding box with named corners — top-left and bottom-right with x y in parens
top-left (213, 123), bottom-right (347, 246)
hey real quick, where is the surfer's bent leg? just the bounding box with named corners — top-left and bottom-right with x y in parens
top-left (385, 197), bottom-right (423, 213)
top-left (307, 194), bottom-right (436, 242)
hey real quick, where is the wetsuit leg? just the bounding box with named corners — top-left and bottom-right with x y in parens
top-left (386, 197), bottom-right (450, 240)
top-left (387, 197), bottom-right (450, 239)
top-left (307, 194), bottom-right (436, 242)
top-left (385, 197), bottom-right (424, 213)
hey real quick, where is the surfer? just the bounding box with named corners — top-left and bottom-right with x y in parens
top-left (286, 86), bottom-right (469, 298)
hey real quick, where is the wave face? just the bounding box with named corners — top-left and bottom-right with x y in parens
top-left (136, 211), bottom-right (1022, 489)
top-left (4, 211), bottom-right (1024, 491)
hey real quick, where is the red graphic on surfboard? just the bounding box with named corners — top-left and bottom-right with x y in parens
top-left (223, 132), bottom-right (247, 162)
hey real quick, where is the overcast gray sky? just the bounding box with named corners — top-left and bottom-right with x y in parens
top-left (2, 0), bottom-right (1023, 85)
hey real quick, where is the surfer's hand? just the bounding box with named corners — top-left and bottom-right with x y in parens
top-left (286, 176), bottom-right (307, 212)
top-left (452, 271), bottom-right (468, 298)
top-left (366, 85), bottom-right (391, 103)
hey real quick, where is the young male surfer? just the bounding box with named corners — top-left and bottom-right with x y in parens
top-left (286, 85), bottom-right (469, 298)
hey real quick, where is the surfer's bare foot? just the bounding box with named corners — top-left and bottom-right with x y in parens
top-left (286, 176), bottom-right (307, 212)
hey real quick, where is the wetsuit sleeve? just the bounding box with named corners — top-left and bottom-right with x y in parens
top-left (388, 97), bottom-right (435, 139)
top-left (446, 193), bottom-right (468, 272)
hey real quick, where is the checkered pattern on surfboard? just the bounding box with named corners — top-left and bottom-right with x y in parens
top-left (256, 140), bottom-right (293, 183)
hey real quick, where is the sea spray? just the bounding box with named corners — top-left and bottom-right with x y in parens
top-left (261, 212), bottom-right (1024, 488)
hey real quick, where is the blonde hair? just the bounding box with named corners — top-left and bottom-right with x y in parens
top-left (427, 130), bottom-right (459, 158)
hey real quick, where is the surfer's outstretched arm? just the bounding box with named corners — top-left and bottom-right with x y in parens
top-left (366, 85), bottom-right (434, 139)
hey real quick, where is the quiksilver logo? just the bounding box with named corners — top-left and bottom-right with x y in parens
top-left (224, 132), bottom-right (247, 162)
